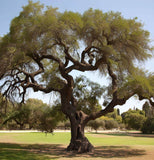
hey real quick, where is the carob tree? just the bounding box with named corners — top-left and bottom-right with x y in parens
top-left (0, 1), bottom-right (153, 153)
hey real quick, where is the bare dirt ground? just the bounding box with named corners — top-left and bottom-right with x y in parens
top-left (42, 145), bottom-right (154, 160)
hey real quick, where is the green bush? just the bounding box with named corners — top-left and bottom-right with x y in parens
top-left (105, 119), bottom-right (119, 130)
top-left (88, 119), bottom-right (105, 132)
top-left (141, 118), bottom-right (154, 134)
top-left (122, 109), bottom-right (146, 130)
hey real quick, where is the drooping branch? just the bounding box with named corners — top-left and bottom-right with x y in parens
top-left (1, 57), bottom-right (63, 103)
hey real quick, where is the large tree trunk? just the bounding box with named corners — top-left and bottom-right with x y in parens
top-left (67, 111), bottom-right (94, 153)
top-left (61, 86), bottom-right (94, 153)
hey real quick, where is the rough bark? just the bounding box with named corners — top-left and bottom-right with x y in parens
top-left (61, 87), bottom-right (94, 153)
top-left (67, 111), bottom-right (94, 153)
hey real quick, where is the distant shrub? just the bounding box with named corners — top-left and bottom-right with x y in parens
top-left (141, 118), bottom-right (154, 134)
top-left (105, 119), bottom-right (119, 130)
top-left (122, 109), bottom-right (146, 130)
top-left (88, 119), bottom-right (105, 132)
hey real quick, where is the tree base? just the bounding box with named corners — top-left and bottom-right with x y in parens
top-left (67, 137), bottom-right (94, 153)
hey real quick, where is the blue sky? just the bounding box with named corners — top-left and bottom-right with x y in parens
top-left (0, 0), bottom-right (153, 112)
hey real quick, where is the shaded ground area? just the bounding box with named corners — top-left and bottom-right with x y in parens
top-left (0, 131), bottom-right (154, 160)
top-left (0, 143), bottom-right (147, 160)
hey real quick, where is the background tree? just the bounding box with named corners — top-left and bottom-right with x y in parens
top-left (122, 109), bottom-right (146, 130)
top-left (1, 98), bottom-right (65, 131)
top-left (104, 119), bottom-right (119, 130)
top-left (24, 98), bottom-right (52, 130)
top-left (0, 1), bottom-right (153, 153)
top-left (100, 110), bottom-right (121, 130)
top-left (0, 94), bottom-right (11, 129)
top-left (88, 119), bottom-right (105, 132)
top-left (142, 101), bottom-right (154, 118)
top-left (2, 104), bottom-right (30, 130)
top-left (141, 101), bottom-right (154, 133)
top-left (105, 108), bottom-right (122, 123)
top-left (141, 117), bottom-right (154, 134)
top-left (2, 99), bottom-right (47, 130)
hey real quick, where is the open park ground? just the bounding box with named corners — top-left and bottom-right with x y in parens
top-left (0, 131), bottom-right (154, 160)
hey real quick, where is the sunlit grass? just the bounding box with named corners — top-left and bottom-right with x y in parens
top-left (5, 132), bottom-right (70, 144)
top-left (0, 132), bottom-right (154, 160)
top-left (86, 133), bottom-right (154, 146)
top-left (0, 132), bottom-right (154, 146)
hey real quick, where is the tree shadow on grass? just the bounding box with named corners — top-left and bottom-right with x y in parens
top-left (90, 146), bottom-right (146, 158)
top-left (88, 132), bottom-right (129, 137)
top-left (0, 143), bottom-right (146, 159)
top-left (89, 132), bottom-right (154, 138)
top-left (0, 143), bottom-right (59, 160)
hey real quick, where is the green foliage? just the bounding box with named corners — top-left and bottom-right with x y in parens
top-left (2, 104), bottom-right (30, 129)
top-left (0, 1), bottom-right (153, 137)
top-left (88, 119), bottom-right (105, 132)
top-left (105, 109), bottom-right (122, 124)
top-left (100, 115), bottom-right (120, 130)
top-left (1, 98), bottom-right (65, 132)
top-left (57, 120), bottom-right (71, 130)
top-left (105, 119), bottom-right (119, 130)
top-left (122, 109), bottom-right (146, 130)
top-left (37, 107), bottom-right (57, 133)
top-left (74, 75), bottom-right (104, 114)
top-left (142, 101), bottom-right (154, 118)
top-left (141, 117), bottom-right (154, 134)
top-left (24, 99), bottom-right (65, 133)
top-left (0, 1), bottom-right (152, 79)
top-left (0, 1), bottom-right (153, 104)
top-left (82, 9), bottom-right (152, 71)
top-left (118, 69), bottom-right (154, 99)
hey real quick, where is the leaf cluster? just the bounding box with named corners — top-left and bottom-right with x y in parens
top-left (73, 75), bottom-right (104, 114)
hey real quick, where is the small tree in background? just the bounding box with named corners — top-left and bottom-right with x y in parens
top-left (2, 104), bottom-right (30, 130)
top-left (141, 118), bottom-right (154, 134)
top-left (142, 101), bottom-right (154, 118)
top-left (105, 119), bottom-right (119, 130)
top-left (88, 119), bottom-right (105, 132)
top-left (122, 109), bottom-right (146, 130)
top-left (2, 99), bottom-right (48, 130)
top-left (142, 102), bottom-right (154, 133)
top-left (106, 108), bottom-right (122, 124)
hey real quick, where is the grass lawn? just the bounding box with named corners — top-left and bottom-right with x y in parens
top-left (0, 131), bottom-right (154, 160)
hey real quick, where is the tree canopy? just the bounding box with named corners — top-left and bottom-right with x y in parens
top-left (0, 1), bottom-right (153, 104)
top-left (0, 0), bottom-right (153, 153)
